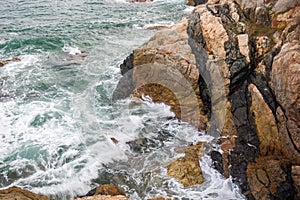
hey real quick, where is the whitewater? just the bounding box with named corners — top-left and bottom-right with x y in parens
top-left (0, 0), bottom-right (245, 199)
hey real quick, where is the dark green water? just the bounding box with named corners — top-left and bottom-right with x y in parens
top-left (0, 0), bottom-right (245, 199)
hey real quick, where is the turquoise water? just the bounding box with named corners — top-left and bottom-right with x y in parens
top-left (0, 0), bottom-right (245, 199)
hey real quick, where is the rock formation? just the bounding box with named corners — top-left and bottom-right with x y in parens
top-left (187, 0), bottom-right (300, 199)
top-left (74, 195), bottom-right (129, 200)
top-left (0, 186), bottom-right (50, 200)
top-left (167, 142), bottom-right (205, 187)
top-left (186, 0), bottom-right (207, 7)
top-left (115, 0), bottom-right (300, 199)
top-left (113, 19), bottom-right (208, 130)
top-left (0, 57), bottom-right (21, 67)
top-left (75, 184), bottom-right (127, 200)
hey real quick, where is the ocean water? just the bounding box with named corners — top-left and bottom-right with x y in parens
top-left (0, 0), bottom-right (245, 199)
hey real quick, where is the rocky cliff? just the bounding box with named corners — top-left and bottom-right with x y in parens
top-left (114, 0), bottom-right (300, 199)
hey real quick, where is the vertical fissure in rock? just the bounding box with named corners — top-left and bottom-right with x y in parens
top-left (229, 79), bottom-right (259, 200)
top-left (112, 53), bottom-right (135, 101)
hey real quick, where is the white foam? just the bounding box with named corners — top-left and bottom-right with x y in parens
top-left (183, 5), bottom-right (196, 13)
top-left (62, 46), bottom-right (82, 56)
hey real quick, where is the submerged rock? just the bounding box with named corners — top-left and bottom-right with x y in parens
top-left (0, 186), bottom-right (50, 200)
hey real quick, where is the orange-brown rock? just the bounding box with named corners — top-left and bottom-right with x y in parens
top-left (75, 185), bottom-right (127, 200)
top-left (0, 186), bottom-right (49, 200)
top-left (115, 0), bottom-right (300, 198)
top-left (167, 142), bottom-right (204, 187)
top-left (292, 166), bottom-right (300, 199)
top-left (249, 84), bottom-right (283, 156)
top-left (93, 184), bottom-right (126, 196)
top-left (187, 0), bottom-right (300, 199)
top-left (186, 0), bottom-right (207, 6)
top-left (132, 19), bottom-right (208, 130)
top-left (0, 57), bottom-right (21, 67)
top-left (270, 42), bottom-right (300, 159)
top-left (247, 157), bottom-right (290, 200)
top-left (74, 195), bottom-right (130, 200)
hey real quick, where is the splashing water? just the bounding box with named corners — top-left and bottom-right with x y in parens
top-left (0, 0), bottom-right (245, 199)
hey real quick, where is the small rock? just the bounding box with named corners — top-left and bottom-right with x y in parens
top-left (186, 0), bottom-right (207, 6)
top-left (111, 137), bottom-right (119, 144)
top-left (86, 184), bottom-right (126, 196)
top-left (0, 186), bottom-right (50, 200)
top-left (0, 57), bottom-right (21, 67)
top-left (147, 197), bottom-right (172, 200)
top-left (75, 195), bottom-right (129, 200)
top-left (167, 142), bottom-right (204, 187)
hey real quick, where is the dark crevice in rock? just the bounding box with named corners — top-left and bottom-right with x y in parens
top-left (187, 14), bottom-right (212, 118)
top-left (229, 81), bottom-right (259, 200)
top-left (112, 53), bottom-right (135, 101)
top-left (198, 74), bottom-right (211, 116)
top-left (273, 164), bottom-right (295, 200)
top-left (262, 47), bottom-right (281, 79)
top-left (210, 150), bottom-right (223, 174)
top-left (251, 73), bottom-right (278, 114)
top-left (120, 53), bottom-right (134, 75)
top-left (243, 6), bottom-right (271, 26)
top-left (278, 103), bottom-right (300, 155)
top-left (188, 11), bottom-right (206, 46)
top-left (247, 23), bottom-right (281, 119)
top-left (187, 37), bottom-right (214, 132)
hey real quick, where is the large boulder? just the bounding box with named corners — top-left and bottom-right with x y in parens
top-left (113, 19), bottom-right (208, 130)
top-left (270, 42), bottom-right (300, 156)
top-left (167, 142), bottom-right (204, 187)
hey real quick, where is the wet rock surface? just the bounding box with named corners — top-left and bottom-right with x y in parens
top-left (0, 57), bottom-right (21, 67)
top-left (114, 0), bottom-right (300, 198)
top-left (75, 184), bottom-right (128, 200)
top-left (186, 0), bottom-right (207, 6)
top-left (74, 195), bottom-right (129, 200)
top-left (0, 186), bottom-right (50, 200)
top-left (113, 19), bottom-right (208, 130)
top-left (167, 142), bottom-right (204, 187)
top-left (187, 0), bottom-right (300, 199)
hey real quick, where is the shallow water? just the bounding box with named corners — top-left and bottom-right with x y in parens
top-left (0, 0), bottom-right (245, 199)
